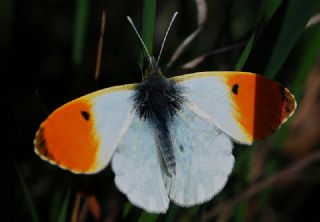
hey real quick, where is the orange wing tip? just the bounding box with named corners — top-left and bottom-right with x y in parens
top-left (34, 116), bottom-right (102, 175)
top-left (34, 127), bottom-right (97, 174)
top-left (33, 84), bottom-right (136, 175)
top-left (224, 73), bottom-right (297, 142)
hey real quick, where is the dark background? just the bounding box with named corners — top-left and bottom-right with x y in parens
top-left (4, 0), bottom-right (320, 221)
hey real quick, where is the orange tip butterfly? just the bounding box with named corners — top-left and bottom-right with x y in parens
top-left (34, 12), bottom-right (296, 213)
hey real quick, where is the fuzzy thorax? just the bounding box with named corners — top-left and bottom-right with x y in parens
top-left (132, 71), bottom-right (186, 176)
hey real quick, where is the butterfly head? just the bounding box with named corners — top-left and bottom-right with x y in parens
top-left (127, 12), bottom-right (178, 80)
top-left (142, 56), bottom-right (163, 79)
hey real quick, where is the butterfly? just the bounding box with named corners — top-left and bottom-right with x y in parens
top-left (34, 14), bottom-right (296, 213)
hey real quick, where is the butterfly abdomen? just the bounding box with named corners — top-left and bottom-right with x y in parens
top-left (132, 74), bottom-right (186, 176)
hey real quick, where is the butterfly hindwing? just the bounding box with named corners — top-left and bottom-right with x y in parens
top-left (34, 84), bottom-right (135, 174)
top-left (164, 105), bottom-right (234, 206)
top-left (173, 72), bottom-right (296, 144)
top-left (112, 102), bottom-right (234, 211)
top-left (111, 115), bottom-right (169, 213)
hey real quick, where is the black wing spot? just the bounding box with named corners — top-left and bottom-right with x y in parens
top-left (179, 145), bottom-right (184, 152)
top-left (232, 84), bottom-right (239, 95)
top-left (81, 111), bottom-right (90, 121)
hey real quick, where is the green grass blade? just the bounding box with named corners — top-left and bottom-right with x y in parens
top-left (57, 189), bottom-right (71, 222)
top-left (122, 202), bottom-right (134, 218)
top-left (275, 24), bottom-right (320, 146)
top-left (139, 0), bottom-right (156, 64)
top-left (49, 185), bottom-right (67, 222)
top-left (261, 0), bottom-right (282, 19)
top-left (235, 35), bottom-right (254, 70)
top-left (291, 24), bottom-right (320, 97)
top-left (13, 160), bottom-right (39, 222)
top-left (138, 212), bottom-right (158, 222)
top-left (265, 0), bottom-right (319, 78)
top-left (242, 0), bottom-right (318, 77)
top-left (164, 205), bottom-right (179, 222)
top-left (235, 202), bottom-right (247, 222)
top-left (242, 0), bottom-right (288, 74)
top-left (73, 0), bottom-right (89, 66)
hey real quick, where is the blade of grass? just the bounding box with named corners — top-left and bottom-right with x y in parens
top-left (49, 185), bottom-right (67, 222)
top-left (13, 160), bottom-right (39, 222)
top-left (122, 202), bottom-right (133, 219)
top-left (261, 0), bottom-right (282, 19)
top-left (242, 0), bottom-right (318, 77)
top-left (73, 0), bottom-right (89, 67)
top-left (235, 35), bottom-right (254, 70)
top-left (57, 189), bottom-right (71, 222)
top-left (123, 207), bottom-right (143, 222)
top-left (138, 212), bottom-right (158, 222)
top-left (291, 24), bottom-right (320, 98)
top-left (242, 0), bottom-right (289, 74)
top-left (235, 202), bottom-right (247, 222)
top-left (139, 0), bottom-right (156, 65)
top-left (264, 0), bottom-right (319, 78)
top-left (273, 4), bottom-right (320, 152)
top-left (270, 5), bottom-right (320, 147)
top-left (164, 205), bottom-right (179, 222)
top-left (274, 23), bottom-right (320, 146)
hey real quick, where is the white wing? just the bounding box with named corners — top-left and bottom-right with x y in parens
top-left (111, 115), bottom-right (169, 213)
top-left (92, 89), bottom-right (136, 171)
top-left (177, 74), bottom-right (250, 144)
top-left (164, 106), bottom-right (234, 206)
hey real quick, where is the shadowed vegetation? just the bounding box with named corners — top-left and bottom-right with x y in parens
top-left (5, 0), bottom-right (320, 221)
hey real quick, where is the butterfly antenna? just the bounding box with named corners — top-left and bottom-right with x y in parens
top-left (157, 11), bottom-right (178, 65)
top-left (127, 16), bottom-right (152, 61)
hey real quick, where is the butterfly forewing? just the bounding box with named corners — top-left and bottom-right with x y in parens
top-left (34, 84), bottom-right (135, 174)
top-left (173, 72), bottom-right (296, 144)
